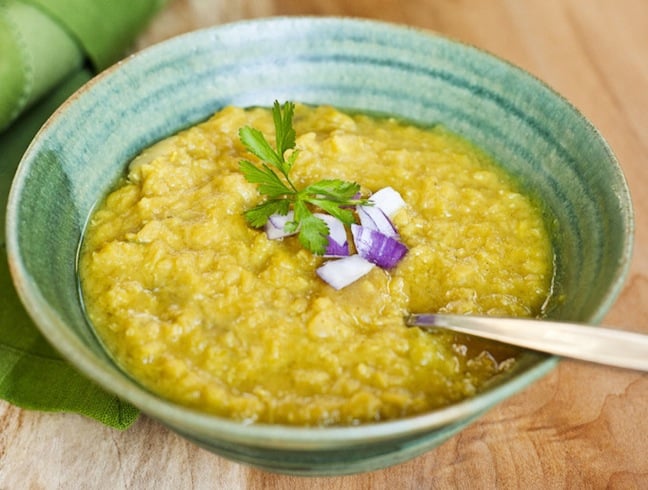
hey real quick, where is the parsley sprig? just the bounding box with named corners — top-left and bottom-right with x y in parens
top-left (239, 101), bottom-right (369, 255)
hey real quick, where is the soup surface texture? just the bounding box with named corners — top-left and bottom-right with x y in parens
top-left (79, 104), bottom-right (553, 426)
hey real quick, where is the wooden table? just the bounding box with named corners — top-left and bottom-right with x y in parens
top-left (2, 1), bottom-right (647, 488)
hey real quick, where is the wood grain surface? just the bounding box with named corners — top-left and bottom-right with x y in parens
top-left (2, 1), bottom-right (647, 488)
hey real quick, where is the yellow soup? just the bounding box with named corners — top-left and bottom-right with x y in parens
top-left (79, 104), bottom-right (553, 426)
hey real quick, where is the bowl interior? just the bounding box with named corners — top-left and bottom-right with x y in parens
top-left (5, 17), bottom-right (633, 473)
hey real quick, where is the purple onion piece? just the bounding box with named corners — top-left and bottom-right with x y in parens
top-left (265, 211), bottom-right (297, 239)
top-left (357, 205), bottom-right (398, 238)
top-left (316, 255), bottom-right (375, 290)
top-left (324, 238), bottom-right (350, 257)
top-left (351, 224), bottom-right (408, 269)
top-left (369, 187), bottom-right (406, 217)
top-left (314, 213), bottom-right (350, 257)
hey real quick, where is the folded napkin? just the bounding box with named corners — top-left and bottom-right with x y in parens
top-left (1, 0), bottom-right (167, 429)
top-left (0, 0), bottom-right (167, 130)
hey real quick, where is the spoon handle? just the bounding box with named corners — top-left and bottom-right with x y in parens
top-left (407, 313), bottom-right (648, 372)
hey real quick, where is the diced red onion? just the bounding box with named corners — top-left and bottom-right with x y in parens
top-left (369, 187), bottom-right (406, 217)
top-left (351, 224), bottom-right (408, 269)
top-left (316, 255), bottom-right (375, 290)
top-left (265, 211), bottom-right (296, 239)
top-left (264, 187), bottom-right (408, 289)
top-left (357, 205), bottom-right (399, 238)
top-left (324, 240), bottom-right (349, 257)
top-left (314, 213), bottom-right (349, 257)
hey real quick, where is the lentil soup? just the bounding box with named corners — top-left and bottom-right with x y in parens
top-left (79, 104), bottom-right (553, 426)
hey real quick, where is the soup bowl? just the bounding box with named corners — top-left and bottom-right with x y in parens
top-left (5, 17), bottom-right (633, 475)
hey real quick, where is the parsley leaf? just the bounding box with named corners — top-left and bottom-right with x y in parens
top-left (273, 100), bottom-right (297, 163)
top-left (239, 100), bottom-right (370, 255)
top-left (239, 127), bottom-right (284, 168)
top-left (243, 199), bottom-right (291, 228)
top-left (238, 160), bottom-right (292, 197)
top-left (297, 212), bottom-right (330, 254)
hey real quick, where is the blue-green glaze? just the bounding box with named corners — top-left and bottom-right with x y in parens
top-left (5, 17), bottom-right (633, 475)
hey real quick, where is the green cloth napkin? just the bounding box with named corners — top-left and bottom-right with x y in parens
top-left (1, 0), bottom-right (167, 429)
top-left (0, 1), bottom-right (82, 130)
top-left (1, 0), bottom-right (167, 130)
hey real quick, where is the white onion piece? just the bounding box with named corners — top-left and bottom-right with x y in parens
top-left (369, 187), bottom-right (406, 217)
top-left (351, 224), bottom-right (408, 269)
top-left (316, 255), bottom-right (375, 290)
top-left (265, 211), bottom-right (296, 239)
top-left (357, 205), bottom-right (398, 238)
top-left (314, 213), bottom-right (349, 256)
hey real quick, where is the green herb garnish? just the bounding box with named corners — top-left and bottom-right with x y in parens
top-left (239, 101), bottom-right (369, 255)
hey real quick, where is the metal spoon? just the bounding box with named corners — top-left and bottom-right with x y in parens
top-left (407, 313), bottom-right (648, 372)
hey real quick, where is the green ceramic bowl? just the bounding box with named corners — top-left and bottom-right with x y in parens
top-left (6, 17), bottom-right (633, 475)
